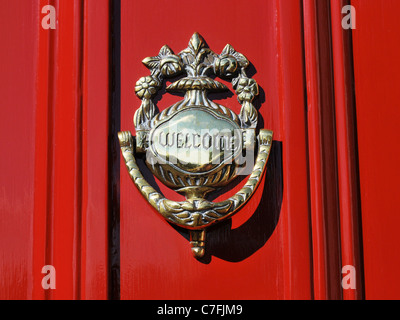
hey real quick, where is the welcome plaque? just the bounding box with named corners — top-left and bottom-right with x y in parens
top-left (119, 33), bottom-right (273, 258)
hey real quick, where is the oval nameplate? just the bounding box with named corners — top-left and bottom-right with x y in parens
top-left (149, 107), bottom-right (242, 174)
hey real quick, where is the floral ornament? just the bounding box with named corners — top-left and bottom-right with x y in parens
top-left (142, 45), bottom-right (184, 78)
top-left (178, 32), bottom-right (217, 77)
top-left (234, 77), bottom-right (259, 102)
top-left (240, 100), bottom-right (258, 128)
top-left (134, 98), bottom-right (156, 130)
top-left (134, 75), bottom-right (160, 129)
top-left (234, 76), bottom-right (259, 128)
top-left (133, 33), bottom-right (260, 129)
top-left (160, 55), bottom-right (183, 77)
top-left (135, 75), bottom-right (160, 100)
top-left (214, 44), bottom-right (249, 77)
top-left (134, 45), bottom-right (183, 130)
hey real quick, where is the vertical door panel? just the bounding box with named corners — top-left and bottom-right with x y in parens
top-left (351, 0), bottom-right (400, 299)
top-left (330, 0), bottom-right (364, 300)
top-left (0, 0), bottom-right (110, 300)
top-left (303, 0), bottom-right (342, 300)
top-left (81, 0), bottom-right (110, 300)
top-left (0, 0), bottom-right (40, 300)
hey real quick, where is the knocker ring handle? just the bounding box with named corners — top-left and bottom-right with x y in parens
top-left (119, 129), bottom-right (273, 258)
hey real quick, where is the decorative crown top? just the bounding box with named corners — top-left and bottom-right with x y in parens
top-left (134, 32), bottom-right (260, 130)
top-left (139, 32), bottom-right (251, 92)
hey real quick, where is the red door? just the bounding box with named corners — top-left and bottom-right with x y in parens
top-left (0, 0), bottom-right (399, 301)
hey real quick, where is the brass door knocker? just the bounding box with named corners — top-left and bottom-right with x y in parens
top-left (119, 33), bottom-right (273, 258)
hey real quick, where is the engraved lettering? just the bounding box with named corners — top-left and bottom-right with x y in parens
top-left (166, 132), bottom-right (175, 147)
top-left (202, 133), bottom-right (212, 149)
top-left (193, 133), bottom-right (201, 148)
top-left (176, 132), bottom-right (184, 148)
top-left (184, 133), bottom-right (192, 148)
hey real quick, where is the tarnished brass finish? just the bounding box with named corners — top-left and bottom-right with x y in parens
top-left (119, 33), bottom-right (273, 258)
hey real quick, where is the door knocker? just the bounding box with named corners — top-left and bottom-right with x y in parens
top-left (119, 33), bottom-right (273, 258)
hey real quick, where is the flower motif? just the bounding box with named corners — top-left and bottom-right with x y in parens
top-left (142, 45), bottom-right (183, 78)
top-left (214, 56), bottom-right (238, 77)
top-left (160, 55), bottom-right (183, 77)
top-left (235, 77), bottom-right (259, 102)
top-left (214, 44), bottom-right (249, 77)
top-left (135, 76), bottom-right (160, 99)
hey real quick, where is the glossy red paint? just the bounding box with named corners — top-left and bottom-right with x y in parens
top-left (120, 0), bottom-right (312, 300)
top-left (330, 0), bottom-right (363, 300)
top-left (303, 0), bottom-right (342, 300)
top-left (1, 0), bottom-right (109, 300)
top-left (80, 0), bottom-right (110, 300)
top-left (304, 0), bottom-right (328, 299)
top-left (47, 0), bottom-right (84, 300)
top-left (351, 0), bottom-right (400, 299)
top-left (303, 1), bottom-right (326, 299)
top-left (275, 1), bottom-right (313, 299)
top-left (32, 0), bottom-right (53, 300)
top-left (0, 0), bottom-right (40, 300)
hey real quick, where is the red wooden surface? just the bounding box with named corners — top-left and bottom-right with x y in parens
top-left (351, 0), bottom-right (400, 299)
top-left (120, 0), bottom-right (312, 300)
top-left (303, 0), bottom-right (342, 300)
top-left (330, 0), bottom-right (364, 300)
top-left (0, 0), bottom-right (40, 300)
top-left (80, 0), bottom-right (110, 300)
top-left (0, 0), bottom-right (109, 300)
top-left (46, 0), bottom-right (84, 299)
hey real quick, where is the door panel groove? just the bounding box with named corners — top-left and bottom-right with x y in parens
top-left (108, 0), bottom-right (121, 301)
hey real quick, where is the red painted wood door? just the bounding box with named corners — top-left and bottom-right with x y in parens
top-left (351, 0), bottom-right (400, 299)
top-left (1, 0), bottom-right (400, 300)
top-left (0, 0), bottom-right (110, 300)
